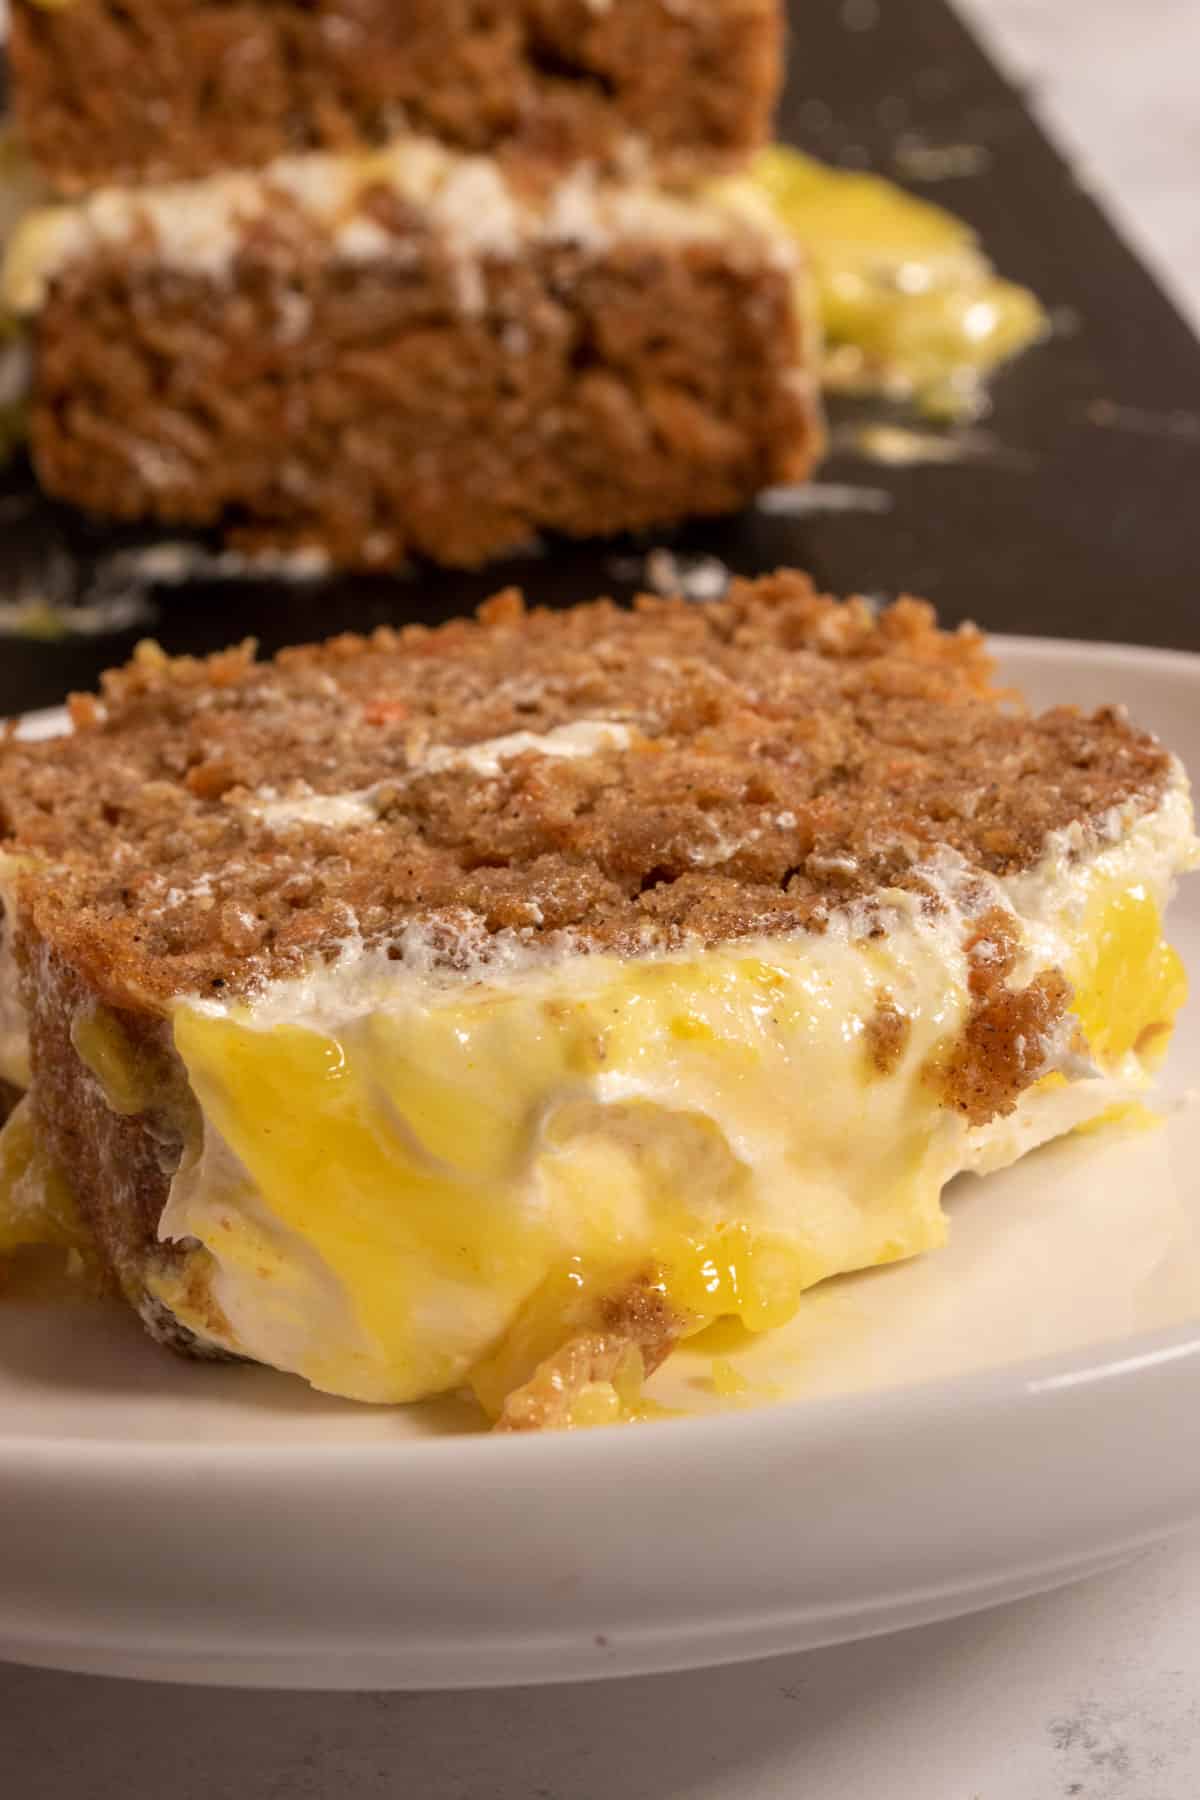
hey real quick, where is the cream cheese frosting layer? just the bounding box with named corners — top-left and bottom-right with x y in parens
top-left (2, 134), bottom-right (796, 316)
top-left (245, 720), bottom-right (638, 831)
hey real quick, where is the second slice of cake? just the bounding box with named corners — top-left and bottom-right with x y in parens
top-left (0, 574), bottom-right (1194, 1428)
top-left (3, 141), bottom-right (819, 568)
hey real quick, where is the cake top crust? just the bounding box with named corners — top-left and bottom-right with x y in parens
top-left (0, 571), bottom-right (1172, 1009)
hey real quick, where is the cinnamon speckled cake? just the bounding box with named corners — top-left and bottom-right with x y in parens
top-left (2, 144), bottom-right (819, 569)
top-left (9, 0), bottom-right (784, 193)
top-left (2, 1), bottom-right (813, 570)
top-left (0, 572), bottom-right (1194, 1428)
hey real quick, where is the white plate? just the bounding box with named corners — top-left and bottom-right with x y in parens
top-left (4, 635), bottom-right (1200, 1690)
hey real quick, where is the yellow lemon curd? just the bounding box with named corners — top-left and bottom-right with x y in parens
top-left (138, 865), bottom-right (1184, 1413)
top-left (0, 1097), bottom-right (90, 1260)
top-left (748, 146), bottom-right (1047, 419)
top-left (1072, 882), bottom-right (1186, 1067)
top-left (157, 935), bottom-right (961, 1407)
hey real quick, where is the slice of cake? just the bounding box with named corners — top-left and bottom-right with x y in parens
top-left (1, 142), bottom-right (819, 568)
top-left (0, 573), bottom-right (1193, 1427)
top-left (9, 0), bottom-right (784, 193)
top-left (3, 3), bottom-right (809, 569)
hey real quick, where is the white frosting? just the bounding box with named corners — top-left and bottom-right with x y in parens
top-left (2, 135), bottom-right (798, 315)
top-left (421, 717), bottom-right (635, 777)
top-left (248, 717), bottom-right (636, 829)
top-left (248, 791), bottom-right (380, 830)
top-left (221, 756), bottom-right (1198, 1034)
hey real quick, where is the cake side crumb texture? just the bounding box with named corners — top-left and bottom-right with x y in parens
top-left (25, 230), bottom-right (816, 568)
top-left (0, 573), bottom-right (1171, 1010)
top-left (9, 0), bottom-right (783, 191)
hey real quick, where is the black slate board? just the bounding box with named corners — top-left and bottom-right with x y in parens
top-left (3, 0), bottom-right (1199, 717)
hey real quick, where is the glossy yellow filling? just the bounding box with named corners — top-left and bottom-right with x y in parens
top-left (0, 874), bottom-right (1185, 1415)
top-left (139, 877), bottom-right (1186, 1413)
top-left (0, 1097), bottom-right (90, 1258)
top-left (158, 935), bottom-right (967, 1405)
top-left (1070, 882), bottom-right (1186, 1067)
top-left (747, 146), bottom-right (1047, 419)
top-left (71, 1006), bottom-right (155, 1115)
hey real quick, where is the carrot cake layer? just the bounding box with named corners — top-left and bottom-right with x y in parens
top-left (2, 142), bottom-right (818, 568)
top-left (9, 0), bottom-right (783, 193)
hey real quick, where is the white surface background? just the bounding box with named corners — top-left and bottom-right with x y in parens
top-left (965, 0), bottom-right (1200, 332)
top-left (4, 1), bottom-right (1200, 1793)
top-left (5, 1544), bottom-right (1200, 1797)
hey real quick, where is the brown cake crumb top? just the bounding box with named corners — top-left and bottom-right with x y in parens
top-left (0, 572), bottom-right (1171, 1011)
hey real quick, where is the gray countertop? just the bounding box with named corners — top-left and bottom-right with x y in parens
top-left (5, 4), bottom-right (1200, 1794)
